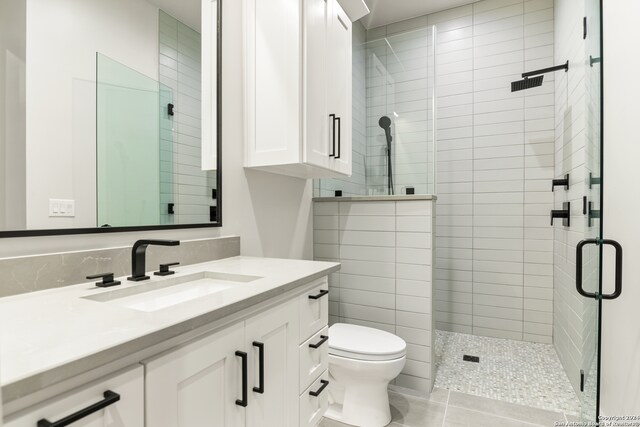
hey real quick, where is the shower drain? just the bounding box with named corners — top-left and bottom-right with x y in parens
top-left (463, 355), bottom-right (480, 363)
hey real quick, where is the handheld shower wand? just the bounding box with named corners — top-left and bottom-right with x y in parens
top-left (379, 116), bottom-right (394, 195)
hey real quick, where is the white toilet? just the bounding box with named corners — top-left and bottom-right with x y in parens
top-left (325, 323), bottom-right (407, 427)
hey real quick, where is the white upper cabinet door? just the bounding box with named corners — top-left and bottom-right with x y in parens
top-left (144, 322), bottom-right (246, 427)
top-left (328, 0), bottom-right (352, 176)
top-left (304, 0), bottom-right (331, 169)
top-left (245, 300), bottom-right (300, 427)
top-left (244, 0), bottom-right (301, 167)
top-left (5, 366), bottom-right (144, 427)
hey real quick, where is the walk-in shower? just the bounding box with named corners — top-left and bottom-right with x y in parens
top-left (314, 0), bottom-right (605, 423)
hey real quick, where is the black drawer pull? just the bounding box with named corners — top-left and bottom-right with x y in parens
top-left (37, 390), bottom-right (120, 427)
top-left (309, 379), bottom-right (329, 397)
top-left (309, 335), bottom-right (329, 349)
top-left (253, 342), bottom-right (264, 394)
top-left (235, 351), bottom-right (248, 407)
top-left (308, 289), bottom-right (329, 300)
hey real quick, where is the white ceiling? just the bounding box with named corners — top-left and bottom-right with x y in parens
top-left (147, 0), bottom-right (201, 31)
top-left (361, 0), bottom-right (476, 29)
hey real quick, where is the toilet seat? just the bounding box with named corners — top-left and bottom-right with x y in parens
top-left (328, 323), bottom-right (407, 361)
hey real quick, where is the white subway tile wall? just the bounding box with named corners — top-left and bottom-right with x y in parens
top-left (427, 0), bottom-right (555, 344)
top-left (159, 11), bottom-right (216, 225)
top-left (314, 200), bottom-right (435, 393)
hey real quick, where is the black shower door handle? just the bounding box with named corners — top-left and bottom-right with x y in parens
top-left (252, 342), bottom-right (264, 394)
top-left (576, 239), bottom-right (623, 300)
top-left (329, 114), bottom-right (336, 157)
top-left (235, 351), bottom-right (248, 407)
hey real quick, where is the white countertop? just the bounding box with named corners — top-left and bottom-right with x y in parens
top-left (0, 256), bottom-right (339, 401)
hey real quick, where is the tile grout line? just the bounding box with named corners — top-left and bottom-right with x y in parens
top-left (445, 400), bottom-right (560, 427)
top-left (441, 388), bottom-right (451, 427)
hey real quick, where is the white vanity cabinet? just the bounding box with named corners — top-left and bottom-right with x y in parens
top-left (144, 322), bottom-right (246, 427)
top-left (244, 0), bottom-right (352, 179)
top-left (144, 279), bottom-right (330, 427)
top-left (3, 276), bottom-right (331, 427)
top-left (4, 366), bottom-right (144, 427)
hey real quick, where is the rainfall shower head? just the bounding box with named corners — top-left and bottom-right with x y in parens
top-left (510, 60), bottom-right (569, 92)
top-left (511, 75), bottom-right (544, 92)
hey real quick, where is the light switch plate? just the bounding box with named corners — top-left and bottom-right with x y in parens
top-left (49, 199), bottom-right (75, 217)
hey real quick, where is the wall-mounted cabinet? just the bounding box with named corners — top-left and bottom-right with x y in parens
top-left (244, 0), bottom-right (353, 179)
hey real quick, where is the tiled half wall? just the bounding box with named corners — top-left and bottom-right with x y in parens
top-left (313, 198), bottom-right (435, 393)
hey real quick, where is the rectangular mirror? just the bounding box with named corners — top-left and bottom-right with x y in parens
top-left (0, 0), bottom-right (221, 236)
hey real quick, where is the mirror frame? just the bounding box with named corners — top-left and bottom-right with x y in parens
top-left (0, 0), bottom-right (222, 238)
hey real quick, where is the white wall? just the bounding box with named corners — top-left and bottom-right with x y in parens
top-left (0, 0), bottom-right (313, 261)
top-left (600, 0), bottom-right (640, 415)
top-left (25, 0), bottom-right (159, 229)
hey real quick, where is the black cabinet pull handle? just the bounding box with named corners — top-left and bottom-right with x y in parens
top-left (252, 342), bottom-right (264, 394)
top-left (309, 335), bottom-right (329, 349)
top-left (308, 289), bottom-right (329, 300)
top-left (576, 239), bottom-right (623, 300)
top-left (235, 351), bottom-right (248, 407)
top-left (329, 114), bottom-right (336, 157)
top-left (335, 116), bottom-right (341, 159)
top-left (37, 390), bottom-right (120, 427)
top-left (309, 379), bottom-right (329, 397)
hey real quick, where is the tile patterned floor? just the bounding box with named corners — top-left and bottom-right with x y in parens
top-left (434, 330), bottom-right (581, 415)
top-left (320, 388), bottom-right (574, 427)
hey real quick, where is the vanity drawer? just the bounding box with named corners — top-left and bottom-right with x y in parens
top-left (4, 365), bottom-right (144, 427)
top-left (299, 326), bottom-right (329, 393)
top-left (299, 277), bottom-right (329, 342)
top-left (299, 370), bottom-right (329, 427)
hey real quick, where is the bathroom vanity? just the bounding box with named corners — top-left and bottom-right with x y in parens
top-left (0, 257), bottom-right (339, 426)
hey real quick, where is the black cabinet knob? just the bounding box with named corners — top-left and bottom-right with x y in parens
top-left (86, 273), bottom-right (121, 288)
top-left (154, 262), bottom-right (180, 276)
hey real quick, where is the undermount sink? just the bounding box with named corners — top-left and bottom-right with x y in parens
top-left (83, 271), bottom-right (262, 312)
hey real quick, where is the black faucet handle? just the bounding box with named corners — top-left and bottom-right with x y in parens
top-left (86, 272), bottom-right (121, 288)
top-left (154, 262), bottom-right (180, 276)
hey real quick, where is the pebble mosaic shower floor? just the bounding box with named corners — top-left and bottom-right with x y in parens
top-left (434, 330), bottom-right (582, 415)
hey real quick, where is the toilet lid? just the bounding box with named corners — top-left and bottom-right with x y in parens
top-left (328, 323), bottom-right (407, 361)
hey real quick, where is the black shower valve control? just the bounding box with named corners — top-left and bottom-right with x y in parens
top-left (550, 202), bottom-right (571, 227)
top-left (552, 174), bottom-right (569, 191)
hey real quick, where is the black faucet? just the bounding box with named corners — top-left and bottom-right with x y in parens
top-left (128, 239), bottom-right (180, 282)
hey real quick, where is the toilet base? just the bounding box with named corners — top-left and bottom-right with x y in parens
top-left (325, 381), bottom-right (392, 427)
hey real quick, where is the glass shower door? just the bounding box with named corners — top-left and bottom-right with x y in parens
top-left (577, 0), bottom-right (603, 422)
top-left (96, 54), bottom-right (165, 227)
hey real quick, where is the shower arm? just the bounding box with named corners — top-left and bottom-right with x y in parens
top-left (522, 60), bottom-right (569, 78)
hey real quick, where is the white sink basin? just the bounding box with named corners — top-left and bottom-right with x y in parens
top-left (83, 271), bottom-right (262, 312)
